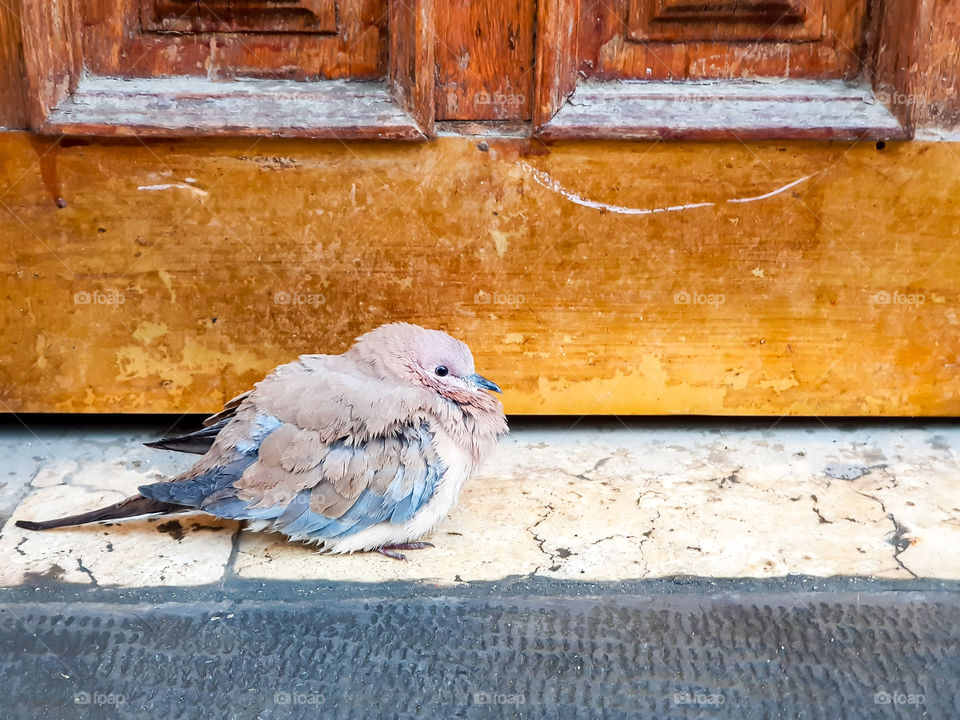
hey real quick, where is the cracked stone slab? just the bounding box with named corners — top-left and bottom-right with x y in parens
top-left (0, 485), bottom-right (239, 587)
top-left (1, 418), bottom-right (959, 586)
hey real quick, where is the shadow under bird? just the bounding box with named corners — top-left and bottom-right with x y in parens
top-left (16, 323), bottom-right (508, 559)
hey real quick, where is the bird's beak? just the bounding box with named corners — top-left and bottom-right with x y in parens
top-left (468, 373), bottom-right (502, 394)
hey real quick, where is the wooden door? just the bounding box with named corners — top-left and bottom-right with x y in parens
top-left (13, 0), bottom-right (957, 139)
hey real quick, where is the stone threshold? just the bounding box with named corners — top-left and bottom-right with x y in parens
top-left (1, 417), bottom-right (958, 587)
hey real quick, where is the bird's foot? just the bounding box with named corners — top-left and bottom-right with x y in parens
top-left (375, 541), bottom-right (435, 561)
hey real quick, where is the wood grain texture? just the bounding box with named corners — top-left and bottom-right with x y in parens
top-left (0, 0), bottom-right (28, 129)
top-left (80, 0), bottom-right (386, 81)
top-left (871, 0), bottom-right (960, 134)
top-left (533, 0), bottom-right (579, 129)
top-left (1, 133), bottom-right (959, 416)
top-left (579, 0), bottom-right (867, 80)
top-left (18, 0), bottom-right (82, 127)
top-left (388, 0), bottom-right (436, 135)
top-left (433, 0), bottom-right (535, 120)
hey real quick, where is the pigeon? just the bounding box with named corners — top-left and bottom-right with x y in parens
top-left (16, 323), bottom-right (508, 559)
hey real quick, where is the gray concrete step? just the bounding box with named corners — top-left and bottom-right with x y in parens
top-left (2, 579), bottom-right (958, 720)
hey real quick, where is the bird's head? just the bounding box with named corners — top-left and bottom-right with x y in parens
top-left (349, 322), bottom-right (503, 407)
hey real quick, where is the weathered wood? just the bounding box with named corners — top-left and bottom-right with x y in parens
top-left (80, 0), bottom-right (386, 81)
top-left (532, 0), bottom-right (579, 129)
top-left (18, 0), bottom-right (82, 127)
top-left (540, 79), bottom-right (906, 140)
top-left (388, 0), bottom-right (435, 136)
top-left (433, 0), bottom-right (535, 120)
top-left (143, 0), bottom-right (339, 34)
top-left (627, 0), bottom-right (825, 42)
top-left (871, 0), bottom-right (960, 135)
top-left (1, 133), bottom-right (959, 416)
top-left (0, 0), bottom-right (28, 129)
top-left (579, 0), bottom-right (866, 81)
top-left (42, 77), bottom-right (424, 140)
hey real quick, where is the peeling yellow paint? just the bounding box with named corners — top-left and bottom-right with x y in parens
top-left (157, 270), bottom-right (177, 302)
top-left (756, 375), bottom-right (801, 393)
top-left (34, 334), bottom-right (47, 371)
top-left (490, 229), bottom-right (514, 258)
top-left (2, 135), bottom-right (959, 416)
top-left (132, 322), bottom-right (168, 344)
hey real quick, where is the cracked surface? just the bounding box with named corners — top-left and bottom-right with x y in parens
top-left (0, 418), bottom-right (958, 586)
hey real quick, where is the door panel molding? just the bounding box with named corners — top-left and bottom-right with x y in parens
top-left (19, 0), bottom-right (435, 138)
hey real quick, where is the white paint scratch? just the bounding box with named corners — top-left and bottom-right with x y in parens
top-left (520, 161), bottom-right (713, 215)
top-left (519, 160), bottom-right (819, 215)
top-left (137, 183), bottom-right (208, 197)
top-left (727, 173), bottom-right (816, 204)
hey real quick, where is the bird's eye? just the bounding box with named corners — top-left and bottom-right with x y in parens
top-left (435, 366), bottom-right (449, 377)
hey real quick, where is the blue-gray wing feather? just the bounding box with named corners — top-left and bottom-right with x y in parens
top-left (140, 410), bottom-right (444, 542)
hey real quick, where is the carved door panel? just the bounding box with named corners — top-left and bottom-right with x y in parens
top-left (83, 0), bottom-right (386, 81)
top-left (626, 0), bottom-right (825, 42)
top-left (141, 0), bottom-right (339, 34)
top-left (580, 0), bottom-right (867, 81)
top-left (16, 0), bottom-right (945, 138)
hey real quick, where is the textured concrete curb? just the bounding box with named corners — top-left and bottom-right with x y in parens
top-left (2, 578), bottom-right (958, 720)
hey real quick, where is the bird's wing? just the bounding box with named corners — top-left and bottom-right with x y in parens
top-left (138, 357), bottom-right (446, 542)
top-left (144, 354), bottom-right (333, 454)
top-left (143, 417), bottom-right (233, 455)
top-left (201, 389), bottom-right (253, 427)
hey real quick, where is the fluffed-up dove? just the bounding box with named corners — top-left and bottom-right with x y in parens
top-left (16, 323), bottom-right (508, 559)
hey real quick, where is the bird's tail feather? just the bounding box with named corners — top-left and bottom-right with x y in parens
top-left (15, 494), bottom-right (188, 531)
top-left (143, 418), bottom-right (229, 455)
